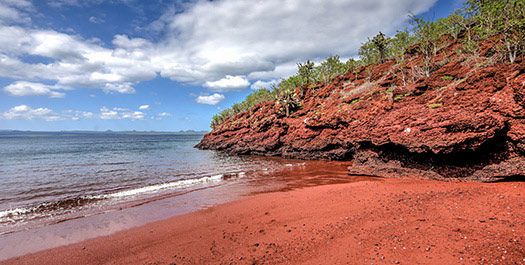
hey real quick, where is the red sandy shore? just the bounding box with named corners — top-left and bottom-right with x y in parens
top-left (2, 178), bottom-right (524, 265)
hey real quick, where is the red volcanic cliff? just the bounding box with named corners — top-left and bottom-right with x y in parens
top-left (197, 35), bottom-right (525, 182)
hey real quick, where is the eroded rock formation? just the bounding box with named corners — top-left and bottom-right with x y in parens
top-left (197, 36), bottom-right (525, 182)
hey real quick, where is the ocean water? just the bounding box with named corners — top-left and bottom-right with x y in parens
top-left (0, 133), bottom-right (365, 259)
top-left (0, 134), bottom-right (278, 234)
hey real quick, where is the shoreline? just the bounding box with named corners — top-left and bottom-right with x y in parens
top-left (2, 178), bottom-right (523, 265)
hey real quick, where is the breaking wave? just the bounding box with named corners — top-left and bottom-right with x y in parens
top-left (0, 173), bottom-right (239, 225)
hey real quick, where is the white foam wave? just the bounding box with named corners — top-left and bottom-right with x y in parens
top-left (0, 207), bottom-right (32, 220)
top-left (0, 173), bottom-right (236, 221)
top-left (89, 174), bottom-right (226, 199)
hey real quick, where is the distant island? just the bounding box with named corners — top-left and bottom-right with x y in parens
top-left (0, 130), bottom-right (208, 137)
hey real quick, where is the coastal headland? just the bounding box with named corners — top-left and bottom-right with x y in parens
top-left (196, 36), bottom-right (525, 182)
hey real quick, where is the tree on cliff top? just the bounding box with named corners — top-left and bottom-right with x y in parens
top-left (470, 0), bottom-right (524, 63)
top-left (297, 60), bottom-right (315, 86)
top-left (372, 32), bottom-right (389, 64)
top-left (410, 14), bottom-right (444, 76)
top-left (359, 40), bottom-right (380, 65)
top-left (315, 55), bottom-right (349, 85)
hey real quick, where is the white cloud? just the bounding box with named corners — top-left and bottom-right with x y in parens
top-left (89, 107), bottom-right (146, 120)
top-left (153, 0), bottom-right (437, 83)
top-left (204, 75), bottom-right (249, 92)
top-left (112, 107), bottom-right (128, 111)
top-left (121, 111), bottom-right (145, 120)
top-left (3, 81), bottom-right (68, 98)
top-left (0, 0), bottom-right (437, 96)
top-left (0, 105), bottom-right (151, 121)
top-left (113, 34), bottom-right (152, 50)
top-left (0, 0), bottom-right (33, 24)
top-left (88, 16), bottom-right (104, 23)
top-left (158, 112), bottom-right (173, 117)
top-left (47, 0), bottom-right (80, 8)
top-left (139, 104), bottom-right (150, 110)
top-left (0, 26), bottom-right (153, 94)
top-left (0, 105), bottom-right (61, 121)
top-left (103, 83), bottom-right (136, 94)
top-left (250, 79), bottom-right (278, 90)
top-left (98, 107), bottom-right (119, 119)
top-left (196, 93), bottom-right (225, 105)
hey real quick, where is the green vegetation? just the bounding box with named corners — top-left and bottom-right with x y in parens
top-left (429, 103), bottom-right (443, 109)
top-left (372, 32), bottom-right (389, 64)
top-left (394, 92), bottom-right (411, 101)
top-left (210, 55), bottom-right (355, 129)
top-left (315, 55), bottom-right (351, 85)
top-left (470, 0), bottom-right (524, 63)
top-left (210, 0), bottom-right (524, 129)
top-left (358, 29), bottom-right (417, 69)
top-left (410, 14), bottom-right (443, 77)
top-left (210, 88), bottom-right (275, 128)
top-left (350, 97), bottom-right (363, 104)
top-left (297, 60), bottom-right (315, 87)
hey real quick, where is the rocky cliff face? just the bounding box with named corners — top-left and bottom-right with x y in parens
top-left (197, 36), bottom-right (525, 182)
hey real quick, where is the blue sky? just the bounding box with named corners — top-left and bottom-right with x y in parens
top-left (0, 0), bottom-right (463, 131)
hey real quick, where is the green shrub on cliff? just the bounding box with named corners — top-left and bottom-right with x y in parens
top-left (210, 88), bottom-right (276, 129)
top-left (359, 30), bottom-right (416, 66)
top-left (314, 55), bottom-right (349, 85)
top-left (372, 32), bottom-right (389, 64)
top-left (436, 13), bottom-right (466, 40)
top-left (389, 29), bottom-right (417, 62)
top-left (297, 60), bottom-right (315, 86)
top-left (358, 40), bottom-right (380, 65)
top-left (469, 0), bottom-right (524, 63)
top-left (410, 14), bottom-right (444, 76)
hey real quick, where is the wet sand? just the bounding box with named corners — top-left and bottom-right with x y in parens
top-left (2, 178), bottom-right (523, 265)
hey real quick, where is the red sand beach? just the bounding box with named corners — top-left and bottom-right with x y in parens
top-left (2, 178), bottom-right (523, 265)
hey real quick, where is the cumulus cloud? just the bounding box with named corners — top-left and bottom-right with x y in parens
top-left (195, 93), bottom-right (225, 105)
top-left (0, 105), bottom-right (61, 121)
top-left (153, 0), bottom-right (437, 83)
top-left (112, 107), bottom-right (128, 111)
top-left (0, 105), bottom-right (153, 121)
top-left (47, 0), bottom-right (80, 8)
top-left (103, 83), bottom-right (136, 94)
top-left (250, 79), bottom-right (278, 90)
top-left (0, 26), bottom-right (153, 94)
top-left (64, 107), bottom-right (146, 120)
top-left (113, 34), bottom-right (152, 50)
top-left (0, 0), bottom-right (33, 24)
top-left (3, 81), bottom-right (69, 98)
top-left (0, 0), bottom-right (437, 96)
top-left (139, 104), bottom-right (150, 110)
top-left (204, 75), bottom-right (249, 92)
top-left (158, 112), bottom-right (173, 117)
top-left (98, 106), bottom-right (145, 120)
top-left (88, 16), bottom-right (104, 23)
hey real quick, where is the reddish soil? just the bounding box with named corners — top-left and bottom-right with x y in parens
top-left (196, 35), bottom-right (525, 182)
top-left (4, 179), bottom-right (523, 265)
